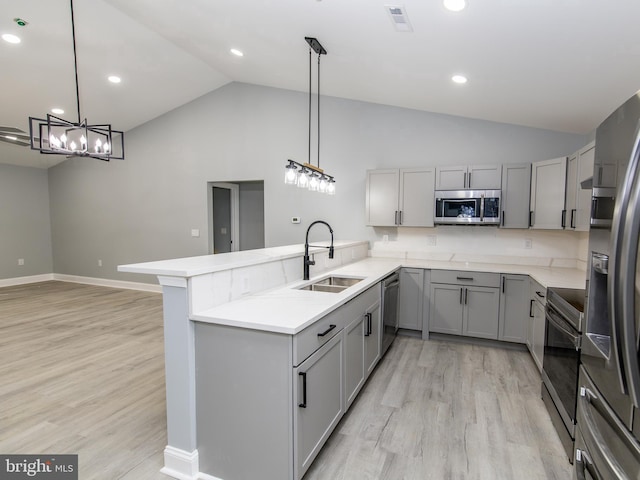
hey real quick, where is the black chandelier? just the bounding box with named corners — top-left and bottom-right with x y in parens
top-left (29, 0), bottom-right (124, 161)
top-left (284, 37), bottom-right (335, 194)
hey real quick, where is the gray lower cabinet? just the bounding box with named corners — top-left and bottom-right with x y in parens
top-left (429, 270), bottom-right (500, 340)
top-left (528, 280), bottom-right (547, 373)
top-left (194, 282), bottom-right (382, 480)
top-left (498, 274), bottom-right (529, 343)
top-left (294, 333), bottom-right (344, 478)
top-left (344, 314), bottom-right (365, 408)
top-left (364, 298), bottom-right (381, 377)
top-left (399, 267), bottom-right (424, 330)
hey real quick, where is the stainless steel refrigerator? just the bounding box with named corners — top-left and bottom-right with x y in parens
top-left (578, 92), bottom-right (640, 478)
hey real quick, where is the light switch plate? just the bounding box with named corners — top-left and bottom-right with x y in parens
top-left (191, 229), bottom-right (200, 237)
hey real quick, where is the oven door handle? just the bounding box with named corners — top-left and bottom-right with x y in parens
top-left (547, 308), bottom-right (580, 349)
top-left (579, 386), bottom-right (640, 477)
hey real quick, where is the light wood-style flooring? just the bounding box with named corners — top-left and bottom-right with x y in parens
top-left (0, 282), bottom-right (572, 479)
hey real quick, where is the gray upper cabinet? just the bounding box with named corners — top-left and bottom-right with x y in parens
top-left (365, 169), bottom-right (399, 227)
top-left (501, 163), bottom-right (531, 228)
top-left (566, 142), bottom-right (595, 231)
top-left (498, 274), bottom-right (529, 343)
top-left (530, 157), bottom-right (567, 229)
top-left (435, 164), bottom-right (502, 190)
top-left (399, 268), bottom-right (424, 331)
top-left (365, 168), bottom-right (435, 227)
top-left (399, 168), bottom-right (435, 227)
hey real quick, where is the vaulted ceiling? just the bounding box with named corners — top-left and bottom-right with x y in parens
top-left (2, 0), bottom-right (639, 168)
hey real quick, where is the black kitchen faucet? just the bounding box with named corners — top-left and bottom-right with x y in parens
top-left (303, 220), bottom-right (334, 280)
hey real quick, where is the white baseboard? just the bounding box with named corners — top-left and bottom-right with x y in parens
top-left (0, 272), bottom-right (161, 292)
top-left (160, 446), bottom-right (202, 480)
top-left (0, 273), bottom-right (55, 287)
top-left (52, 274), bottom-right (162, 293)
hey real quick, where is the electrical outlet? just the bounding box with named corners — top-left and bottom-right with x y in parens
top-left (524, 238), bottom-right (533, 249)
top-left (17, 258), bottom-right (24, 266)
top-left (191, 229), bottom-right (200, 237)
top-left (98, 259), bottom-right (103, 267)
top-left (427, 235), bottom-right (437, 246)
top-left (382, 234), bottom-right (389, 243)
top-left (291, 217), bottom-right (301, 224)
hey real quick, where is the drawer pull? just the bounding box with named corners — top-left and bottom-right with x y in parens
top-left (536, 291), bottom-right (545, 298)
top-left (317, 324), bottom-right (337, 337)
top-left (456, 276), bottom-right (474, 281)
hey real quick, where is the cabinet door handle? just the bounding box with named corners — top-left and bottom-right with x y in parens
top-left (464, 288), bottom-right (468, 305)
top-left (501, 211), bottom-right (505, 226)
top-left (394, 210), bottom-right (398, 225)
top-left (298, 372), bottom-right (307, 408)
top-left (561, 209), bottom-right (567, 228)
top-left (459, 287), bottom-right (463, 304)
top-left (364, 313), bottom-right (372, 336)
top-left (464, 171), bottom-right (468, 188)
top-left (502, 276), bottom-right (505, 293)
top-left (529, 299), bottom-right (534, 318)
top-left (399, 210), bottom-right (403, 225)
top-left (536, 291), bottom-right (545, 298)
top-left (317, 324), bottom-right (336, 337)
top-left (456, 276), bottom-right (474, 281)
top-left (571, 208), bottom-right (576, 229)
top-left (529, 211), bottom-right (534, 227)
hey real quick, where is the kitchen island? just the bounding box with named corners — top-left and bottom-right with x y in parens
top-left (119, 243), bottom-right (586, 480)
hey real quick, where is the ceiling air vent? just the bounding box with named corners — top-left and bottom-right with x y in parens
top-left (385, 5), bottom-right (413, 32)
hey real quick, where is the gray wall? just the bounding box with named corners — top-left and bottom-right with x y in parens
top-left (0, 164), bottom-right (53, 279)
top-left (46, 82), bottom-right (588, 283)
top-left (239, 181), bottom-right (265, 251)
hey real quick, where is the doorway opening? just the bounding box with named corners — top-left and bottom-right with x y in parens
top-left (208, 181), bottom-right (265, 254)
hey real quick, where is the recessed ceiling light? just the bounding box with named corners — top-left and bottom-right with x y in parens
top-left (444, 0), bottom-right (467, 12)
top-left (108, 75), bottom-right (121, 84)
top-left (2, 33), bottom-right (21, 44)
top-left (230, 48), bottom-right (244, 57)
top-left (452, 74), bottom-right (468, 84)
top-left (51, 108), bottom-right (64, 115)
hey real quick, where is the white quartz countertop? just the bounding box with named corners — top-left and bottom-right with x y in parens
top-left (192, 257), bottom-right (587, 335)
top-left (118, 240), bottom-right (367, 277)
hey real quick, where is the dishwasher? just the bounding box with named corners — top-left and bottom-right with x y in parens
top-left (381, 271), bottom-right (400, 356)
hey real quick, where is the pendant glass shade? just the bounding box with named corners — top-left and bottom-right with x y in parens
top-left (327, 179), bottom-right (336, 195)
top-left (284, 162), bottom-right (298, 184)
top-left (308, 172), bottom-right (320, 191)
top-left (297, 168), bottom-right (310, 188)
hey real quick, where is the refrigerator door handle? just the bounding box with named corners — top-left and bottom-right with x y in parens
top-left (579, 385), bottom-right (640, 469)
top-left (611, 125), bottom-right (640, 407)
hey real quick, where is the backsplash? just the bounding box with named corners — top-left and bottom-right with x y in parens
top-left (370, 227), bottom-right (589, 270)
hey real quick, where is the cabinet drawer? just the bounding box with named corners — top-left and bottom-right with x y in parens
top-left (293, 284), bottom-right (381, 367)
top-left (431, 270), bottom-right (500, 288)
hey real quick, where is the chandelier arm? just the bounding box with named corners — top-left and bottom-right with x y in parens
top-left (70, 0), bottom-right (82, 124)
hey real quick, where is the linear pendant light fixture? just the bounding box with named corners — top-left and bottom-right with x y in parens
top-left (28, 0), bottom-right (124, 161)
top-left (284, 37), bottom-right (335, 195)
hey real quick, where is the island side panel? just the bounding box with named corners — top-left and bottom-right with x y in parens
top-left (162, 284), bottom-right (198, 453)
top-left (195, 322), bottom-right (294, 480)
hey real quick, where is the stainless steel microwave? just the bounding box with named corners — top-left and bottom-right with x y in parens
top-left (434, 190), bottom-right (501, 225)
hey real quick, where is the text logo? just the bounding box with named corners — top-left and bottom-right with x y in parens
top-left (1, 455), bottom-right (77, 479)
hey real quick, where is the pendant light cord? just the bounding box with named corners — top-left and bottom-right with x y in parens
top-left (70, 0), bottom-right (82, 124)
top-left (308, 48), bottom-right (312, 166)
top-left (317, 53), bottom-right (321, 169)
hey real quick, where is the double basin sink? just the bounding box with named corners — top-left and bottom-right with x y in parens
top-left (298, 276), bottom-right (363, 293)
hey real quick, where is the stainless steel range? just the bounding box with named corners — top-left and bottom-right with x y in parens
top-left (541, 287), bottom-right (585, 462)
